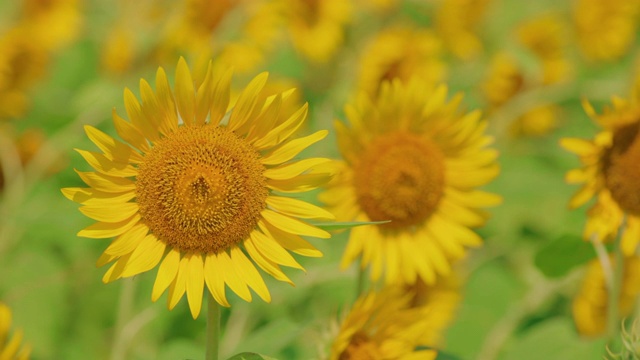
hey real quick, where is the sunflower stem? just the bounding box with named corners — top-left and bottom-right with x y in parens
top-left (206, 292), bottom-right (221, 360)
top-left (607, 233), bottom-right (624, 344)
top-left (110, 278), bottom-right (136, 360)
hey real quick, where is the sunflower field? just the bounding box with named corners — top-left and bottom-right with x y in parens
top-left (2, 0), bottom-right (640, 359)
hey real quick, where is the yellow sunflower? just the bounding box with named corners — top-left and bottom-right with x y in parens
top-left (573, 256), bottom-right (640, 337)
top-left (63, 58), bottom-right (334, 318)
top-left (561, 94), bottom-right (640, 254)
top-left (0, 302), bottom-right (30, 360)
top-left (321, 79), bottom-right (501, 285)
top-left (356, 26), bottom-right (446, 97)
top-left (20, 0), bottom-right (82, 51)
top-left (435, 0), bottom-right (492, 60)
top-left (329, 289), bottom-right (438, 360)
top-left (573, 0), bottom-right (640, 62)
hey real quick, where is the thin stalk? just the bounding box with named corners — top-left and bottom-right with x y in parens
top-left (110, 278), bottom-right (136, 360)
top-left (607, 234), bottom-right (624, 343)
top-left (206, 292), bottom-right (221, 360)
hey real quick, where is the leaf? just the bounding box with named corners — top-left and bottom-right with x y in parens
top-left (226, 352), bottom-right (278, 360)
top-left (534, 234), bottom-right (598, 278)
top-left (310, 220), bottom-right (391, 231)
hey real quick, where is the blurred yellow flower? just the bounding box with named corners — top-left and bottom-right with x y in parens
top-left (329, 289), bottom-right (438, 360)
top-left (0, 26), bottom-right (49, 119)
top-left (435, 0), bottom-right (491, 60)
top-left (573, 0), bottom-right (640, 61)
top-left (356, 26), bottom-right (446, 97)
top-left (561, 94), bottom-right (640, 254)
top-left (63, 58), bottom-right (334, 318)
top-left (322, 79), bottom-right (500, 285)
top-left (573, 256), bottom-right (640, 337)
top-left (0, 302), bottom-right (30, 360)
top-left (20, 0), bottom-right (82, 51)
top-left (101, 26), bottom-right (136, 76)
top-left (508, 104), bottom-right (560, 137)
top-left (281, 0), bottom-right (352, 63)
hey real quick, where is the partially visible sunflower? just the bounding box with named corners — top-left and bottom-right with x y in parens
top-left (573, 0), bottom-right (640, 62)
top-left (435, 0), bottom-right (492, 60)
top-left (573, 256), bottom-right (640, 337)
top-left (280, 0), bottom-right (352, 63)
top-left (63, 58), bottom-right (334, 318)
top-left (356, 26), bottom-right (446, 97)
top-left (0, 302), bottom-right (30, 360)
top-left (20, 0), bottom-right (82, 51)
top-left (561, 94), bottom-right (640, 254)
top-left (329, 288), bottom-right (438, 360)
top-left (322, 79), bottom-right (500, 285)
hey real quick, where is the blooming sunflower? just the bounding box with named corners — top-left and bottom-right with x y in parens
top-left (0, 302), bottom-right (30, 360)
top-left (356, 26), bottom-right (446, 97)
top-left (561, 94), bottom-right (640, 254)
top-left (573, 0), bottom-right (640, 62)
top-left (321, 79), bottom-right (501, 285)
top-left (329, 289), bottom-right (438, 360)
top-left (572, 256), bottom-right (640, 337)
top-left (435, 0), bottom-right (491, 60)
top-left (63, 58), bottom-right (334, 318)
top-left (20, 0), bottom-right (82, 51)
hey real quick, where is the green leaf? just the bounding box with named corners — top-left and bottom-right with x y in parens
top-left (534, 234), bottom-right (598, 278)
top-left (226, 352), bottom-right (278, 360)
top-left (311, 220), bottom-right (390, 231)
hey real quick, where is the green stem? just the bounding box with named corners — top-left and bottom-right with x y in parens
top-left (607, 235), bottom-right (624, 343)
top-left (206, 292), bottom-right (221, 360)
top-left (110, 278), bottom-right (136, 360)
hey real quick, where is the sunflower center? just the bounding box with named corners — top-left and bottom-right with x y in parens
top-left (339, 333), bottom-right (379, 360)
top-left (136, 125), bottom-right (267, 254)
top-left (353, 132), bottom-right (445, 230)
top-left (602, 121), bottom-right (640, 215)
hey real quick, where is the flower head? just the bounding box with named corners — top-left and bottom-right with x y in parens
top-left (63, 57), bottom-right (334, 318)
top-left (0, 302), bottom-right (30, 360)
top-left (322, 79), bottom-right (500, 285)
top-left (561, 93), bottom-right (640, 253)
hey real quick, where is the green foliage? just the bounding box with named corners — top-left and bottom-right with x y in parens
top-left (226, 352), bottom-right (278, 360)
top-left (534, 235), bottom-right (598, 278)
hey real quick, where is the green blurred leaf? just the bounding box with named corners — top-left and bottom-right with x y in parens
top-left (226, 352), bottom-right (278, 360)
top-left (534, 234), bottom-right (597, 278)
top-left (312, 220), bottom-right (390, 231)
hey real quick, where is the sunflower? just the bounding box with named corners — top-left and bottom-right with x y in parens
top-left (561, 94), bottom-right (640, 254)
top-left (63, 57), bottom-right (334, 318)
top-left (20, 0), bottom-right (82, 51)
top-left (572, 256), bottom-right (640, 337)
top-left (435, 0), bottom-right (491, 60)
top-left (0, 302), bottom-right (30, 360)
top-left (329, 289), bottom-right (438, 360)
top-left (356, 26), bottom-right (446, 97)
top-left (321, 79), bottom-right (500, 285)
top-left (573, 0), bottom-right (640, 62)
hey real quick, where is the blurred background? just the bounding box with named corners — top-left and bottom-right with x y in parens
top-left (1, 0), bottom-right (639, 358)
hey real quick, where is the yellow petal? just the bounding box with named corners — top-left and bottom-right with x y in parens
top-left (209, 68), bottom-right (233, 124)
top-left (61, 187), bottom-right (135, 205)
top-left (78, 214), bottom-right (141, 238)
top-left (76, 170), bottom-right (136, 193)
top-left (560, 138), bottom-right (597, 156)
top-left (261, 209), bottom-right (330, 239)
top-left (247, 230), bottom-right (303, 270)
top-left (75, 149), bottom-right (138, 177)
top-left (261, 130), bottom-right (328, 165)
top-left (155, 66), bottom-right (179, 134)
top-left (120, 234), bottom-right (166, 277)
top-left (124, 87), bottom-right (159, 141)
top-left (267, 172), bottom-right (334, 193)
top-left (175, 57), bottom-right (196, 126)
top-left (152, 248), bottom-right (181, 302)
top-left (246, 93), bottom-right (282, 142)
top-left (79, 202), bottom-right (139, 223)
top-left (266, 196), bottom-right (334, 220)
top-left (112, 110), bottom-right (149, 152)
top-left (140, 78), bottom-right (173, 136)
top-left (167, 256), bottom-right (188, 310)
top-left (244, 234), bottom-right (293, 285)
top-left (104, 223), bottom-right (149, 256)
top-left (227, 72), bottom-right (268, 133)
top-left (185, 253), bottom-right (205, 318)
top-left (195, 63), bottom-right (213, 126)
top-left (84, 125), bottom-right (143, 163)
top-left (264, 158), bottom-right (331, 180)
top-left (229, 246), bottom-right (271, 302)
top-left (252, 103), bottom-right (308, 150)
top-left (216, 251), bottom-right (252, 302)
top-left (258, 219), bottom-right (322, 257)
top-left (102, 254), bottom-right (131, 283)
top-left (204, 254), bottom-right (230, 307)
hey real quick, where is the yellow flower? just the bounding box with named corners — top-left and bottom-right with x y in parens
top-left (282, 0), bottom-right (352, 63)
top-left (101, 26), bottom-right (136, 76)
top-left (516, 14), bottom-right (572, 84)
top-left (322, 79), bottom-right (500, 285)
top-left (573, 0), bottom-right (640, 61)
top-left (0, 302), bottom-right (30, 360)
top-left (329, 289), bottom-right (438, 360)
top-left (435, 0), bottom-right (491, 60)
top-left (356, 26), bottom-right (446, 97)
top-left (561, 94), bottom-right (640, 254)
top-left (20, 0), bottom-right (83, 51)
top-left (63, 58), bottom-right (334, 318)
top-left (573, 256), bottom-right (640, 337)
top-left (0, 26), bottom-right (49, 119)
top-left (508, 105), bottom-right (560, 138)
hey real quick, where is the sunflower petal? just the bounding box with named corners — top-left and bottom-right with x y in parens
top-left (228, 72), bottom-right (268, 133)
top-left (75, 149), bottom-right (137, 177)
top-left (185, 253), bottom-right (205, 318)
top-left (266, 196), bottom-right (334, 220)
top-left (229, 246), bottom-right (271, 302)
top-left (175, 57), bottom-right (196, 126)
top-left (261, 209), bottom-right (330, 238)
top-left (245, 232), bottom-right (294, 285)
top-left (264, 158), bottom-right (331, 180)
top-left (84, 125), bottom-right (143, 163)
top-left (104, 223), bottom-right (149, 256)
top-left (261, 130), bottom-right (328, 165)
top-left (248, 230), bottom-right (303, 270)
top-left (167, 256), bottom-right (188, 310)
top-left (78, 214), bottom-right (140, 238)
top-left (217, 251), bottom-right (252, 302)
top-left (75, 170), bottom-right (136, 193)
top-left (121, 234), bottom-right (166, 278)
top-left (204, 254), bottom-right (230, 307)
top-left (152, 248), bottom-right (181, 302)
top-left (79, 202), bottom-right (139, 223)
